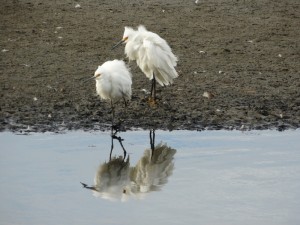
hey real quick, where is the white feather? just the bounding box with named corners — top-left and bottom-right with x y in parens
top-left (123, 25), bottom-right (178, 86)
top-left (94, 60), bottom-right (132, 103)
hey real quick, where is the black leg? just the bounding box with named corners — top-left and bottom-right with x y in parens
top-left (116, 135), bottom-right (127, 160)
top-left (150, 79), bottom-right (154, 98)
top-left (153, 76), bottom-right (156, 100)
top-left (150, 74), bottom-right (157, 100)
top-left (123, 96), bottom-right (128, 108)
top-left (110, 125), bottom-right (114, 161)
top-left (150, 129), bottom-right (155, 159)
top-left (110, 99), bottom-right (115, 126)
top-left (111, 133), bottom-right (127, 160)
top-left (110, 100), bottom-right (116, 161)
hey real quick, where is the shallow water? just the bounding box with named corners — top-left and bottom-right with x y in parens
top-left (1, 130), bottom-right (300, 225)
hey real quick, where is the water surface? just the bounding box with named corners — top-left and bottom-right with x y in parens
top-left (1, 130), bottom-right (299, 225)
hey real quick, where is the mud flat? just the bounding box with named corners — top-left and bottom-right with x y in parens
top-left (1, 0), bottom-right (299, 132)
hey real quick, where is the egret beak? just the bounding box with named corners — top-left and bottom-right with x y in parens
top-left (111, 37), bottom-right (128, 50)
top-left (111, 39), bottom-right (125, 50)
top-left (83, 75), bottom-right (95, 83)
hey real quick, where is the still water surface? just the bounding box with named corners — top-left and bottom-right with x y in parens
top-left (0, 130), bottom-right (299, 225)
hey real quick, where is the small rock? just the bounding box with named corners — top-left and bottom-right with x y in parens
top-left (203, 91), bottom-right (215, 99)
top-left (141, 89), bottom-right (150, 94)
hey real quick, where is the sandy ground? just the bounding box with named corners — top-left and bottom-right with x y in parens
top-left (1, 0), bottom-right (299, 132)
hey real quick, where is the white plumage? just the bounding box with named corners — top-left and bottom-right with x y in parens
top-left (94, 59), bottom-right (132, 103)
top-left (123, 25), bottom-right (178, 86)
top-left (113, 25), bottom-right (178, 101)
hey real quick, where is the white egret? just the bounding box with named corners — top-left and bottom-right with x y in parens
top-left (86, 59), bottom-right (132, 123)
top-left (112, 25), bottom-right (178, 103)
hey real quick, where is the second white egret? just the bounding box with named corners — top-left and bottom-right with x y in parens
top-left (112, 25), bottom-right (178, 103)
top-left (87, 59), bottom-right (132, 123)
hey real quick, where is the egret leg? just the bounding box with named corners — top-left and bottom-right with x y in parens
top-left (110, 100), bottom-right (116, 161)
top-left (115, 135), bottom-right (127, 160)
top-left (150, 129), bottom-right (155, 160)
top-left (110, 99), bottom-right (115, 126)
top-left (109, 125), bottom-right (114, 161)
top-left (111, 131), bottom-right (127, 160)
top-left (150, 74), bottom-right (157, 101)
top-left (148, 74), bottom-right (157, 106)
top-left (123, 96), bottom-right (128, 108)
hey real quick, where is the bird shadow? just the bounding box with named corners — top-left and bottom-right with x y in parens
top-left (80, 129), bottom-right (177, 201)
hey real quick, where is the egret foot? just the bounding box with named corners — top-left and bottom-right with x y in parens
top-left (112, 119), bottom-right (125, 132)
top-left (148, 97), bottom-right (158, 107)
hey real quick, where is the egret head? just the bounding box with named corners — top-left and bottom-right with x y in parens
top-left (94, 66), bottom-right (102, 79)
top-left (111, 26), bottom-right (135, 50)
top-left (123, 26), bottom-right (135, 42)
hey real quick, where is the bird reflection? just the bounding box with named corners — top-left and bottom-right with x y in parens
top-left (81, 129), bottom-right (176, 201)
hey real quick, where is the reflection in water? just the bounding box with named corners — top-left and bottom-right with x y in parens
top-left (81, 130), bottom-right (176, 201)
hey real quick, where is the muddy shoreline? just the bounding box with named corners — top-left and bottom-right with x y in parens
top-left (1, 0), bottom-right (299, 133)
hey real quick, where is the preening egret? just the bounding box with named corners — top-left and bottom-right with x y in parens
top-left (112, 25), bottom-right (178, 103)
top-left (86, 60), bottom-right (132, 123)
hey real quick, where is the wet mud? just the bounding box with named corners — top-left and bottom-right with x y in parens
top-left (1, 0), bottom-right (299, 132)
